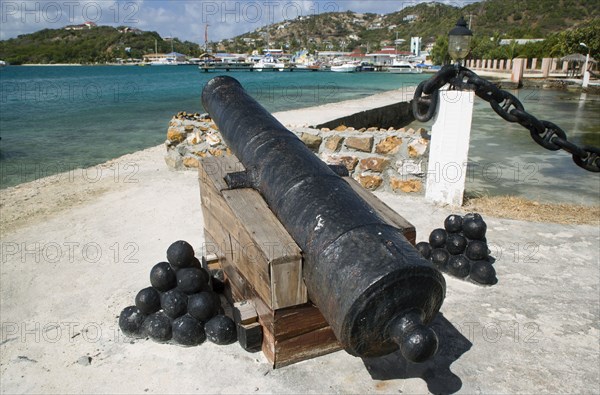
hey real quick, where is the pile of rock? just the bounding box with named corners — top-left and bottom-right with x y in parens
top-left (164, 112), bottom-right (431, 195)
top-left (164, 112), bottom-right (230, 170)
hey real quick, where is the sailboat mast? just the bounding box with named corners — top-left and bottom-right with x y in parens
top-left (205, 24), bottom-right (210, 52)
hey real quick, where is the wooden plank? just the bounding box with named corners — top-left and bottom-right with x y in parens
top-left (233, 300), bottom-right (258, 325)
top-left (237, 322), bottom-right (263, 352)
top-left (344, 176), bottom-right (416, 245)
top-left (221, 189), bottom-right (306, 310)
top-left (270, 259), bottom-right (306, 311)
top-left (273, 326), bottom-right (342, 369)
top-left (203, 208), bottom-right (269, 301)
top-left (199, 156), bottom-right (307, 310)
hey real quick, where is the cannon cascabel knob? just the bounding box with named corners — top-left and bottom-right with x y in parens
top-left (389, 309), bottom-right (438, 363)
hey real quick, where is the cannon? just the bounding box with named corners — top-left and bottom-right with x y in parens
top-left (201, 76), bottom-right (446, 363)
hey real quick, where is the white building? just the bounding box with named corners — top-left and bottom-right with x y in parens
top-left (411, 37), bottom-right (422, 56)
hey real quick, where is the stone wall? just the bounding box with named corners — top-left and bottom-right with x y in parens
top-left (165, 111), bottom-right (430, 195)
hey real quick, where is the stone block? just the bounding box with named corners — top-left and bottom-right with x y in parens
top-left (167, 128), bottom-right (186, 143)
top-left (325, 135), bottom-right (343, 151)
top-left (345, 136), bottom-right (373, 152)
top-left (357, 175), bottom-right (383, 190)
top-left (390, 178), bottom-right (422, 193)
top-left (360, 157), bottom-right (390, 173)
top-left (407, 138), bottom-right (429, 158)
top-left (375, 136), bottom-right (402, 154)
top-left (300, 133), bottom-right (323, 150)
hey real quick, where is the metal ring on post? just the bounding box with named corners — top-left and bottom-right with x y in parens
top-left (412, 80), bottom-right (440, 122)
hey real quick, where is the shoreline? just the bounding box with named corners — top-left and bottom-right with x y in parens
top-left (2, 88), bottom-right (598, 237)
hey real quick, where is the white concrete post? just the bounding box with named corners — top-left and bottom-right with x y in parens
top-left (425, 87), bottom-right (475, 207)
top-left (541, 58), bottom-right (552, 77)
top-left (512, 58), bottom-right (525, 85)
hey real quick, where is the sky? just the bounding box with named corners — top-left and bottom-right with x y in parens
top-left (0, 0), bottom-right (477, 42)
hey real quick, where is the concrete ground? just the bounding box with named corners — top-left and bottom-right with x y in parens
top-left (0, 142), bottom-right (598, 394)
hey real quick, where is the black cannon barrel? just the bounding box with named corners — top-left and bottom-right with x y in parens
top-left (202, 76), bottom-right (446, 362)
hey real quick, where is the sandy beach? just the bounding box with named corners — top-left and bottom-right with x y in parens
top-left (1, 93), bottom-right (599, 394)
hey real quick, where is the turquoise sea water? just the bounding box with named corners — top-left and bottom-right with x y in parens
top-left (0, 65), bottom-right (599, 205)
top-left (0, 65), bottom-right (426, 188)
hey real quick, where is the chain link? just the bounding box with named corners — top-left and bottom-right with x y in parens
top-left (412, 65), bottom-right (600, 173)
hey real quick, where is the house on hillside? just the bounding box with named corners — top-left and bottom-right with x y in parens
top-left (64, 21), bottom-right (97, 30)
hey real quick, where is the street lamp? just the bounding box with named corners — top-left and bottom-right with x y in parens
top-left (448, 16), bottom-right (473, 66)
top-left (580, 42), bottom-right (590, 88)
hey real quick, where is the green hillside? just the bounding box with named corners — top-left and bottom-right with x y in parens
top-left (222, 0), bottom-right (598, 54)
top-left (0, 26), bottom-right (203, 65)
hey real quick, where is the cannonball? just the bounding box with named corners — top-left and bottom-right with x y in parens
top-left (172, 315), bottom-right (206, 346)
top-left (444, 214), bottom-right (463, 233)
top-left (415, 242), bottom-right (432, 260)
top-left (135, 287), bottom-right (161, 314)
top-left (447, 255), bottom-right (471, 278)
top-left (118, 306), bottom-right (146, 338)
top-left (429, 228), bottom-right (447, 249)
top-left (176, 267), bottom-right (210, 295)
top-left (431, 248), bottom-right (450, 271)
top-left (142, 311), bottom-right (172, 342)
top-left (205, 315), bottom-right (237, 345)
top-left (190, 257), bottom-right (202, 269)
top-left (462, 214), bottom-right (487, 240)
top-left (466, 240), bottom-right (489, 261)
top-left (470, 260), bottom-right (498, 285)
top-left (161, 289), bottom-right (188, 318)
top-left (150, 262), bottom-right (177, 292)
top-left (446, 234), bottom-right (467, 255)
top-left (167, 240), bottom-right (195, 270)
top-left (188, 292), bottom-right (220, 322)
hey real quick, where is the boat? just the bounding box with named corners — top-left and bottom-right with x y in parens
top-left (0, 60), bottom-right (6, 67)
top-left (330, 62), bottom-right (359, 73)
top-left (387, 58), bottom-right (423, 74)
top-left (253, 53), bottom-right (284, 71)
top-left (359, 62), bottom-right (376, 72)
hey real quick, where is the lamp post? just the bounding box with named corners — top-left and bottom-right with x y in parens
top-left (580, 42), bottom-right (590, 88)
top-left (448, 16), bottom-right (473, 67)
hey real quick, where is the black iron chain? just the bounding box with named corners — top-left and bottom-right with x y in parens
top-left (412, 65), bottom-right (600, 173)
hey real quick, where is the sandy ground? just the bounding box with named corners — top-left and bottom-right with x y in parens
top-left (1, 96), bottom-right (599, 394)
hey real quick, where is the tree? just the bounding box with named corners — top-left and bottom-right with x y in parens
top-left (431, 35), bottom-right (450, 65)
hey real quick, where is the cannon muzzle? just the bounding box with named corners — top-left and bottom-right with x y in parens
top-left (201, 76), bottom-right (445, 362)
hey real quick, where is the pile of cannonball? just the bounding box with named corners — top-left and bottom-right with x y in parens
top-left (416, 213), bottom-right (498, 285)
top-left (118, 240), bottom-right (236, 346)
